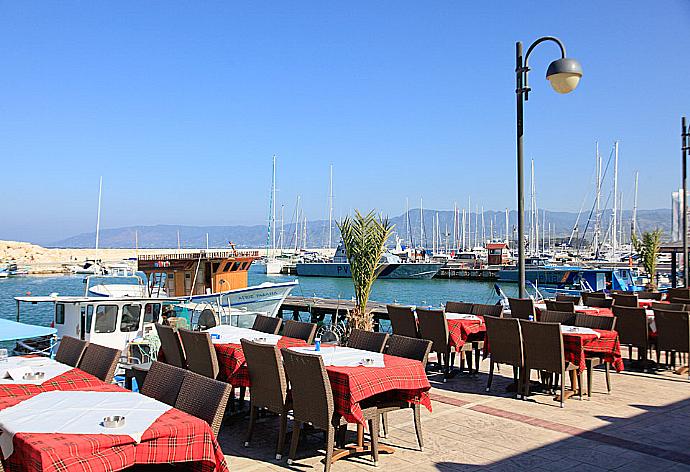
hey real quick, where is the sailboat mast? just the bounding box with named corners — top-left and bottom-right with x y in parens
top-left (594, 142), bottom-right (601, 257)
top-left (461, 208), bottom-right (466, 250)
top-left (177, 230), bottom-right (181, 254)
top-left (294, 196), bottom-right (301, 252)
top-left (328, 164), bottom-right (333, 249)
top-left (505, 208), bottom-right (509, 246)
top-left (95, 176), bottom-right (103, 253)
top-left (481, 207), bottom-right (486, 246)
top-left (280, 204), bottom-right (285, 253)
top-left (613, 141), bottom-right (619, 258)
top-left (405, 197), bottom-right (412, 246)
top-left (467, 197), bottom-right (471, 250)
top-left (272, 155), bottom-right (277, 255)
top-left (419, 198), bottom-right (424, 248)
top-left (452, 202), bottom-right (457, 251)
top-left (632, 171), bottom-right (639, 237)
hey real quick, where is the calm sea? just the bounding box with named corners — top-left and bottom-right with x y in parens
top-left (0, 266), bottom-right (519, 328)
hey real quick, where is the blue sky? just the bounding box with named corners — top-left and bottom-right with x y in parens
top-left (1, 1), bottom-right (689, 243)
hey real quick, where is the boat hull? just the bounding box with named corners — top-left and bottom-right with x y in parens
top-left (295, 263), bottom-right (442, 279)
top-left (189, 281), bottom-right (297, 317)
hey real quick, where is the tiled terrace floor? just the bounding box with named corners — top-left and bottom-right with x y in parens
top-left (217, 358), bottom-right (690, 471)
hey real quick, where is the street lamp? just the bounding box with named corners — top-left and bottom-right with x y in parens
top-left (516, 37), bottom-right (582, 298)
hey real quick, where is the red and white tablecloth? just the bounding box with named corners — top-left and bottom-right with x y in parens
top-left (447, 316), bottom-right (486, 350)
top-left (562, 329), bottom-right (624, 373)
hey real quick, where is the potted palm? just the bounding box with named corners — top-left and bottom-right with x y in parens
top-left (337, 211), bottom-right (393, 331)
top-left (632, 229), bottom-right (663, 290)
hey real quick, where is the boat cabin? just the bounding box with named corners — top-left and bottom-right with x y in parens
top-left (486, 242), bottom-right (511, 266)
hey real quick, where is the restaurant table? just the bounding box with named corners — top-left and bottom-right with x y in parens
top-left (638, 299), bottom-right (668, 308)
top-left (444, 313), bottom-right (486, 350)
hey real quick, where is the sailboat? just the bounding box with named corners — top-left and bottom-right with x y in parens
top-left (264, 155), bottom-right (285, 275)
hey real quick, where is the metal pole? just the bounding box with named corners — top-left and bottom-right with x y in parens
top-left (516, 41), bottom-right (526, 298)
top-left (683, 117), bottom-right (688, 287)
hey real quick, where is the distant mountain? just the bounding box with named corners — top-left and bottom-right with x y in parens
top-left (49, 208), bottom-right (672, 249)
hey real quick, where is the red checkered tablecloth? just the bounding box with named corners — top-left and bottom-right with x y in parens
top-left (214, 336), bottom-right (308, 387)
top-left (0, 368), bottom-right (117, 398)
top-left (562, 329), bottom-right (624, 373)
top-left (448, 317), bottom-right (486, 350)
top-left (326, 354), bottom-right (431, 424)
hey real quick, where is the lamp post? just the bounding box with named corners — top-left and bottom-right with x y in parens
top-left (683, 117), bottom-right (689, 287)
top-left (515, 37), bottom-right (582, 298)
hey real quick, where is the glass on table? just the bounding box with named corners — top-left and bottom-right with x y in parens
top-left (0, 348), bottom-right (8, 363)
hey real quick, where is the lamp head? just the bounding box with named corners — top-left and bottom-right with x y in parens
top-left (546, 57), bottom-right (583, 94)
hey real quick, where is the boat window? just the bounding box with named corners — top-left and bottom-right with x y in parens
top-left (94, 305), bottom-right (118, 333)
top-left (232, 262), bottom-right (241, 271)
top-left (55, 304), bottom-right (65, 324)
top-left (86, 305), bottom-right (94, 333)
top-left (144, 303), bottom-right (161, 323)
top-left (121, 304), bottom-right (142, 332)
top-left (223, 262), bottom-right (233, 272)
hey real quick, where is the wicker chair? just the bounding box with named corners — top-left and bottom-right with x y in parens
top-left (652, 302), bottom-right (685, 311)
top-left (483, 316), bottom-right (523, 397)
top-left (178, 329), bottom-right (220, 379)
top-left (654, 309), bottom-right (690, 376)
top-left (521, 320), bottom-right (581, 407)
top-left (281, 348), bottom-right (380, 470)
top-left (175, 369), bottom-right (232, 436)
top-left (386, 305), bottom-right (418, 338)
top-left (581, 292), bottom-right (607, 306)
top-left (55, 336), bottom-right (88, 367)
top-left (576, 313), bottom-right (616, 395)
top-left (539, 310), bottom-right (575, 325)
top-left (585, 297), bottom-right (614, 309)
top-left (416, 308), bottom-right (453, 380)
top-left (252, 315), bottom-right (282, 335)
top-left (371, 335), bottom-right (432, 449)
top-left (346, 328), bottom-right (388, 353)
top-left (471, 303), bottom-right (504, 317)
top-left (241, 339), bottom-right (291, 459)
top-left (613, 306), bottom-right (650, 364)
top-left (140, 361), bottom-right (186, 406)
top-left (508, 298), bottom-right (535, 320)
top-left (155, 323), bottom-right (187, 368)
top-left (556, 294), bottom-right (581, 305)
top-left (445, 301), bottom-right (474, 314)
top-left (637, 291), bottom-right (663, 301)
top-left (612, 293), bottom-right (639, 308)
top-left (77, 344), bottom-right (121, 383)
top-left (669, 297), bottom-right (690, 306)
top-left (282, 320), bottom-right (317, 343)
top-left (545, 300), bottom-right (575, 313)
top-left (666, 288), bottom-right (690, 300)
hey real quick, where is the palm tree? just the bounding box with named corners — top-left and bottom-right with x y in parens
top-left (632, 229), bottom-right (663, 290)
top-left (337, 211), bottom-right (393, 331)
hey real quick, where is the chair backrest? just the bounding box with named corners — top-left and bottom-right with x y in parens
top-left (282, 320), bottom-right (317, 343)
top-left (55, 336), bottom-right (88, 367)
top-left (556, 294), bottom-right (581, 305)
top-left (520, 320), bottom-right (564, 373)
top-left (581, 292), bottom-right (607, 306)
top-left (667, 288), bottom-right (690, 300)
top-left (416, 308), bottom-right (449, 353)
top-left (445, 301), bottom-right (474, 314)
top-left (140, 361), bottom-right (186, 406)
top-left (670, 297), bottom-right (690, 306)
top-left (471, 303), bottom-right (504, 317)
top-left (78, 344), bottom-right (121, 383)
top-left (178, 329), bottom-right (219, 379)
top-left (155, 323), bottom-right (186, 368)
top-left (346, 328), bottom-right (389, 353)
top-left (175, 369), bottom-right (232, 436)
top-left (545, 300), bottom-right (575, 313)
top-left (586, 297), bottom-right (614, 308)
top-left (197, 309), bottom-right (217, 330)
top-left (508, 298), bottom-right (535, 320)
top-left (241, 339), bottom-right (288, 411)
top-left (281, 348), bottom-right (334, 431)
top-left (654, 309), bottom-right (690, 353)
top-left (483, 316), bottom-right (522, 366)
top-left (386, 334), bottom-right (433, 367)
top-left (252, 315), bottom-right (282, 335)
top-left (612, 293), bottom-right (639, 307)
top-left (612, 306), bottom-right (648, 348)
top-left (386, 305), bottom-right (418, 338)
top-left (637, 291), bottom-right (663, 301)
top-left (539, 310), bottom-right (575, 325)
top-left (652, 302), bottom-right (685, 311)
top-left (575, 313), bottom-right (616, 330)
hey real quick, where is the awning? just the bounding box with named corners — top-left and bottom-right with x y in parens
top-left (0, 318), bottom-right (56, 342)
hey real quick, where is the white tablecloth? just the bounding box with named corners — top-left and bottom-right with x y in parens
top-left (0, 357), bottom-right (73, 385)
top-left (445, 313), bottom-right (482, 322)
top-left (206, 325), bottom-right (282, 345)
top-left (0, 390), bottom-right (172, 458)
top-left (560, 326), bottom-right (601, 338)
top-left (288, 346), bottom-right (385, 368)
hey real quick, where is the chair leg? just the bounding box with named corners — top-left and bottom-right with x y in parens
top-left (276, 409), bottom-right (288, 460)
top-left (381, 412), bottom-right (388, 438)
top-left (474, 346), bottom-right (480, 373)
top-left (586, 361), bottom-right (593, 398)
top-left (324, 426), bottom-right (336, 472)
top-left (605, 363), bottom-right (612, 393)
top-left (578, 371), bottom-right (583, 401)
top-left (523, 368), bottom-right (530, 398)
top-left (560, 370), bottom-right (565, 408)
top-left (413, 403), bottom-right (423, 451)
top-left (239, 386), bottom-right (247, 409)
top-left (465, 351), bottom-right (473, 374)
top-left (368, 417), bottom-right (380, 465)
top-left (287, 421), bottom-right (301, 465)
top-left (244, 405), bottom-right (256, 447)
top-left (486, 360), bottom-right (495, 392)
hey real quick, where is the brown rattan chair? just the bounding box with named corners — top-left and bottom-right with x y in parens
top-left (508, 298), bottom-right (536, 320)
top-left (416, 308), bottom-right (453, 380)
top-left (155, 323), bottom-right (187, 368)
top-left (140, 361), bottom-right (186, 406)
top-left (585, 297), bottom-right (614, 309)
top-left (178, 328), bottom-right (220, 379)
top-left (372, 335), bottom-right (432, 448)
top-left (346, 328), bottom-right (389, 353)
top-left (281, 348), bottom-right (380, 470)
top-left (637, 291), bottom-right (663, 301)
top-left (575, 313), bottom-right (616, 395)
top-left (241, 339), bottom-right (291, 459)
top-left (483, 316), bottom-right (523, 397)
top-left (539, 310), bottom-right (576, 325)
top-left (282, 320), bottom-right (317, 343)
top-left (175, 369), bottom-right (232, 436)
top-left (653, 309), bottom-right (690, 376)
top-left (55, 336), bottom-right (88, 367)
top-left (612, 293), bottom-right (639, 308)
top-left (445, 301), bottom-right (474, 314)
top-left (669, 297), bottom-right (690, 306)
top-left (666, 288), bottom-right (690, 300)
top-left (556, 294), bottom-right (581, 305)
top-left (652, 302), bottom-right (685, 311)
top-left (613, 306), bottom-right (650, 364)
top-left (77, 344), bottom-right (121, 383)
top-left (521, 320), bottom-right (582, 407)
top-left (471, 303), bottom-right (504, 317)
top-left (252, 315), bottom-right (282, 335)
top-left (545, 300), bottom-right (575, 313)
top-left (581, 292), bottom-right (607, 306)
top-left (386, 305), bottom-right (418, 338)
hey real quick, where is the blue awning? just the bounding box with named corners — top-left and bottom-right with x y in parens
top-left (0, 318), bottom-right (56, 342)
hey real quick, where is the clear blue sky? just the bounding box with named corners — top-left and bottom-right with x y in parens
top-left (1, 1), bottom-right (689, 243)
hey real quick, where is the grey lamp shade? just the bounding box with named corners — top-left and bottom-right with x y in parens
top-left (546, 57), bottom-right (583, 94)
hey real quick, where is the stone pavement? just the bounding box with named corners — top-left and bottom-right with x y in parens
top-left (216, 358), bottom-right (690, 471)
